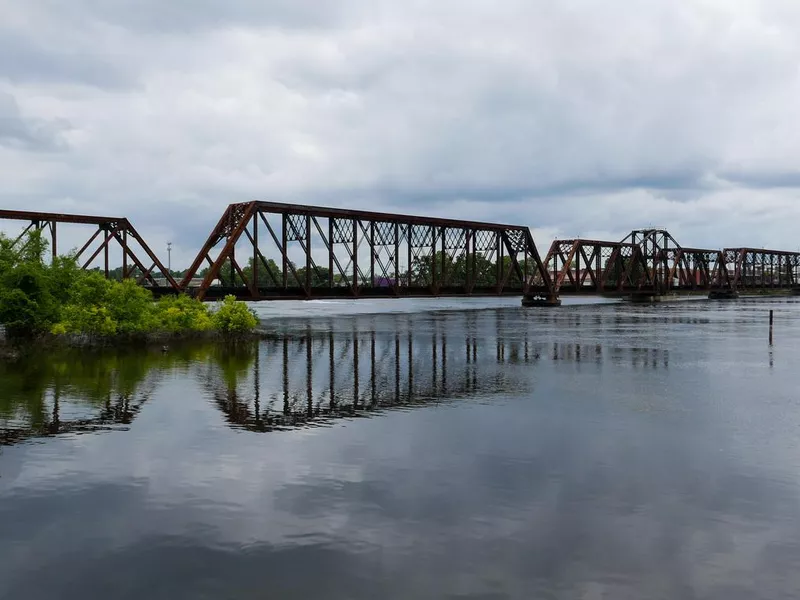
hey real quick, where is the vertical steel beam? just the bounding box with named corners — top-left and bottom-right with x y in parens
top-left (352, 219), bottom-right (359, 295)
top-left (282, 213), bottom-right (288, 288)
top-left (440, 226), bottom-right (446, 288)
top-left (431, 226), bottom-right (438, 293)
top-left (407, 225), bottom-right (413, 287)
top-left (122, 228), bottom-right (128, 278)
top-left (253, 214), bottom-right (259, 293)
top-left (306, 214), bottom-right (311, 293)
top-left (104, 229), bottom-right (109, 278)
top-left (394, 222), bottom-right (400, 294)
top-left (369, 221), bottom-right (375, 287)
top-left (51, 221), bottom-right (57, 261)
top-left (328, 218), bottom-right (335, 289)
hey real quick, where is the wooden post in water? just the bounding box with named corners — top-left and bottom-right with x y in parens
top-left (769, 309), bottom-right (774, 345)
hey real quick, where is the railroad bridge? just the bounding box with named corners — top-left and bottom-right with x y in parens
top-left (1, 202), bottom-right (798, 305)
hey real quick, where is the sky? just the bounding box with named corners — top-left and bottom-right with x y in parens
top-left (2, 0), bottom-right (800, 267)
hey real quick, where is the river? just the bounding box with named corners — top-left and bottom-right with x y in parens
top-left (1, 297), bottom-right (799, 599)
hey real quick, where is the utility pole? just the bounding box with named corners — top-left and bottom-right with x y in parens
top-left (167, 242), bottom-right (172, 273)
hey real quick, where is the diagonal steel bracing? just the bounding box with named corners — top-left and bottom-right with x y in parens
top-left (5, 204), bottom-right (799, 302)
top-left (178, 201), bottom-right (553, 300)
top-left (0, 209), bottom-right (177, 290)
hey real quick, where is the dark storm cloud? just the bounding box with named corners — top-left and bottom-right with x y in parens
top-left (719, 169), bottom-right (800, 189)
top-left (0, 92), bottom-right (69, 151)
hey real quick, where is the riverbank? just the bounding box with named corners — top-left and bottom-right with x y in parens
top-left (0, 328), bottom-right (264, 360)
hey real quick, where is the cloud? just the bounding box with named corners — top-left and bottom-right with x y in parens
top-left (0, 91), bottom-right (70, 151)
top-left (2, 0), bottom-right (800, 266)
top-left (41, 0), bottom-right (354, 33)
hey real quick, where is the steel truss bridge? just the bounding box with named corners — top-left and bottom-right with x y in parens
top-left (1, 203), bottom-right (798, 304)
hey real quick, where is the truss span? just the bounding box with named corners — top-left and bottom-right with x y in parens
top-left (178, 201), bottom-right (554, 301)
top-left (3, 206), bottom-right (799, 303)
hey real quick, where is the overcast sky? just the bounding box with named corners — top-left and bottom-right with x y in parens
top-left (2, 0), bottom-right (800, 265)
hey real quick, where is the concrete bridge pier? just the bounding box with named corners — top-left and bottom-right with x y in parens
top-left (708, 289), bottom-right (740, 300)
top-left (628, 292), bottom-right (664, 303)
top-left (521, 293), bottom-right (562, 307)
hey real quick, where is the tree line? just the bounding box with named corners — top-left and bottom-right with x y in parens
top-left (197, 252), bottom-right (526, 288)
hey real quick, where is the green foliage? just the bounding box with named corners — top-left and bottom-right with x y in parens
top-left (0, 287), bottom-right (50, 337)
top-left (0, 342), bottom-right (233, 440)
top-left (211, 341), bottom-right (258, 391)
top-left (154, 294), bottom-right (213, 333)
top-left (58, 273), bottom-right (119, 336)
top-left (211, 295), bottom-right (259, 334)
top-left (241, 257), bottom-right (283, 287)
top-left (410, 251), bottom-right (501, 287)
top-left (0, 232), bottom-right (60, 337)
top-left (59, 304), bottom-right (118, 336)
top-left (0, 231), bottom-right (257, 341)
top-left (105, 279), bottom-right (157, 335)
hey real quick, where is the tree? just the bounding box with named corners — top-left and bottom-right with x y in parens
top-left (0, 230), bottom-right (259, 340)
top-left (241, 257), bottom-right (283, 287)
top-left (409, 252), bottom-right (497, 287)
top-left (211, 295), bottom-right (259, 334)
top-left (0, 231), bottom-right (61, 337)
top-left (295, 266), bottom-right (331, 287)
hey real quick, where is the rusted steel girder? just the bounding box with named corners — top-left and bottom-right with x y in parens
top-left (9, 203), bottom-right (800, 301)
top-left (180, 201), bottom-right (553, 300)
top-left (658, 248), bottom-right (731, 291)
top-left (537, 239), bottom-right (654, 294)
top-left (537, 228), bottom-right (800, 296)
top-left (723, 248), bottom-right (800, 290)
top-left (0, 209), bottom-right (178, 290)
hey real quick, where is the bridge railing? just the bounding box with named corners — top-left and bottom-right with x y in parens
top-left (178, 201), bottom-right (553, 300)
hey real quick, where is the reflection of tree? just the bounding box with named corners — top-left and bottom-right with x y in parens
top-left (211, 341), bottom-right (258, 393)
top-left (0, 345), bottom-right (216, 445)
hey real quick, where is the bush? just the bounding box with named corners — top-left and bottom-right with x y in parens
top-left (154, 294), bottom-right (213, 333)
top-left (0, 287), bottom-right (49, 338)
top-left (1, 231), bottom-right (259, 341)
top-left (0, 237), bottom-right (61, 337)
top-left (211, 295), bottom-right (258, 334)
top-left (57, 273), bottom-right (116, 336)
top-left (105, 279), bottom-right (156, 335)
top-left (59, 303), bottom-right (119, 336)
top-left (55, 275), bottom-right (160, 338)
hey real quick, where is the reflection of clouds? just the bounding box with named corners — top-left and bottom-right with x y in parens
top-left (1, 303), bottom-right (800, 598)
top-left (5, 399), bottom-right (800, 598)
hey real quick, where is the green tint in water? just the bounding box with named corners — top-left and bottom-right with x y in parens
top-left (0, 342), bottom-right (258, 444)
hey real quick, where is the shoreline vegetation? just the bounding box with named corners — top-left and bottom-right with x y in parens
top-left (0, 230), bottom-right (259, 358)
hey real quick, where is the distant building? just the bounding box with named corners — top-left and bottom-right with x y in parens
top-left (149, 277), bottom-right (220, 288)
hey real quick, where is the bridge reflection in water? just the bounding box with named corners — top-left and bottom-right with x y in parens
top-left (209, 314), bottom-right (539, 432)
top-left (1, 309), bottom-right (674, 445)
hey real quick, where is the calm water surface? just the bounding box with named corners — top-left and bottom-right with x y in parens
top-left (1, 298), bottom-right (799, 599)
